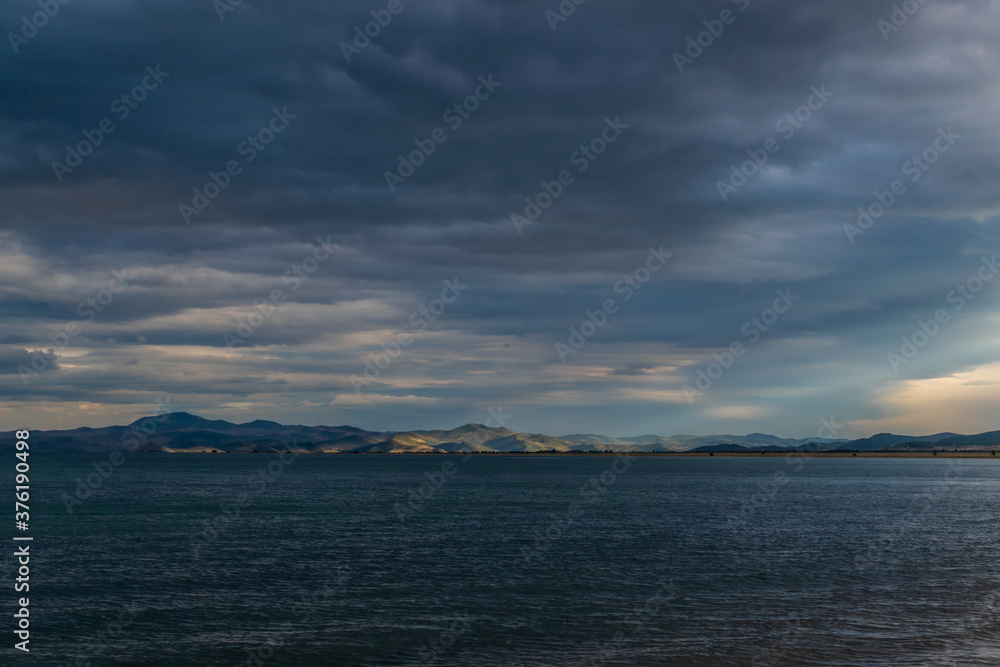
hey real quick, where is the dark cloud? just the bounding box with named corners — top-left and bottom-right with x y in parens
top-left (0, 347), bottom-right (59, 374)
top-left (2, 0), bottom-right (999, 436)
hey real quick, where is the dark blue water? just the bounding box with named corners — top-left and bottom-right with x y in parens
top-left (3, 453), bottom-right (1000, 665)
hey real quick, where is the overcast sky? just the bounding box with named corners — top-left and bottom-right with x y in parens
top-left (2, 0), bottom-right (1000, 438)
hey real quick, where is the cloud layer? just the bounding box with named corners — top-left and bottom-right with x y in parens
top-left (2, 0), bottom-right (1000, 437)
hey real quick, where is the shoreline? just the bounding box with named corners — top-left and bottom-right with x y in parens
top-left (119, 450), bottom-right (1000, 458)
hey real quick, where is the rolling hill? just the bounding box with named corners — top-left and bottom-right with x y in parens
top-left (3, 413), bottom-right (995, 453)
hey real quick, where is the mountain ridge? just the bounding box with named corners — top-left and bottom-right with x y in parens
top-left (3, 413), bottom-right (997, 453)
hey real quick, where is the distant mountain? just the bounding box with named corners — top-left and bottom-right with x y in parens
top-left (870, 432), bottom-right (1000, 452)
top-left (1, 413), bottom-right (992, 453)
top-left (562, 432), bottom-right (848, 452)
top-left (562, 433), bottom-right (619, 445)
top-left (689, 443), bottom-right (795, 453)
top-left (834, 432), bottom-right (961, 452)
top-left (309, 434), bottom-right (386, 453)
top-left (559, 433), bottom-right (683, 451)
top-left (0, 412), bottom-right (393, 453)
top-left (933, 431), bottom-right (1000, 450)
top-left (0, 415), bottom-right (582, 454)
top-left (352, 425), bottom-right (578, 453)
top-left (352, 433), bottom-right (444, 454)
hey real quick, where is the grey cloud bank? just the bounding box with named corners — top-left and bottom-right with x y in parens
top-left (1, 0), bottom-right (1000, 438)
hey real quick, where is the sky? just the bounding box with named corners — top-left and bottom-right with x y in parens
top-left (2, 0), bottom-right (1000, 438)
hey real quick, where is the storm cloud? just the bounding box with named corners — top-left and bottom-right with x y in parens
top-left (2, 0), bottom-right (1000, 437)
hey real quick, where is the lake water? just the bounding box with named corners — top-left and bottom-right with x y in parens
top-left (4, 453), bottom-right (1000, 665)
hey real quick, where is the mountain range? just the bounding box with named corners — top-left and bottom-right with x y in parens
top-left (5, 412), bottom-right (1000, 453)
